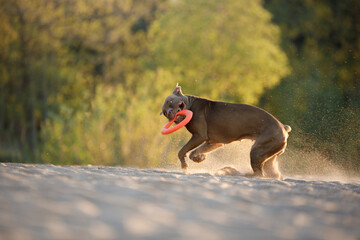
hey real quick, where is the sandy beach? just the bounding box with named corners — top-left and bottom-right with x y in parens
top-left (0, 162), bottom-right (359, 240)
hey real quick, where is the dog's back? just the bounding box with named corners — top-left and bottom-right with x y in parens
top-left (186, 95), bottom-right (288, 144)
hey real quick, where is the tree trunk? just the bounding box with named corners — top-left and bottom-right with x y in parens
top-left (17, 3), bottom-right (37, 153)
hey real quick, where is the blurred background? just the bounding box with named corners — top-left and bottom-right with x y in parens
top-left (0, 0), bottom-right (359, 175)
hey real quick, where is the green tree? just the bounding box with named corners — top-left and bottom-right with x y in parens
top-left (0, 0), bottom-right (167, 164)
top-left (38, 0), bottom-right (169, 166)
top-left (41, 84), bottom-right (127, 165)
top-left (0, 0), bottom-right (68, 160)
top-left (147, 0), bottom-right (289, 104)
top-left (262, 0), bottom-right (360, 172)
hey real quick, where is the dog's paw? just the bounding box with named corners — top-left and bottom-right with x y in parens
top-left (189, 152), bottom-right (206, 163)
top-left (244, 171), bottom-right (263, 178)
top-left (181, 161), bottom-right (188, 173)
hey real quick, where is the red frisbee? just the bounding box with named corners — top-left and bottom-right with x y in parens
top-left (161, 110), bottom-right (193, 135)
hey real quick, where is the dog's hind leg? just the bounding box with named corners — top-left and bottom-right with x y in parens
top-left (263, 156), bottom-right (283, 180)
top-left (249, 136), bottom-right (287, 178)
top-left (189, 142), bottom-right (223, 163)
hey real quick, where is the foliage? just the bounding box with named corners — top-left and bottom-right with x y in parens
top-left (262, 0), bottom-right (360, 171)
top-left (0, 0), bottom-right (359, 172)
top-left (41, 85), bottom-right (126, 165)
top-left (0, 0), bottom-right (166, 164)
top-left (147, 0), bottom-right (289, 104)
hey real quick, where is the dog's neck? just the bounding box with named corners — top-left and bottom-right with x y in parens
top-left (184, 95), bottom-right (197, 109)
top-left (185, 95), bottom-right (210, 110)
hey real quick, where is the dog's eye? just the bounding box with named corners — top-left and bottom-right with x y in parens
top-left (163, 110), bottom-right (167, 116)
top-left (167, 100), bottom-right (174, 108)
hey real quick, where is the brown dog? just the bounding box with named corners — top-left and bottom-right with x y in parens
top-left (161, 84), bottom-right (291, 180)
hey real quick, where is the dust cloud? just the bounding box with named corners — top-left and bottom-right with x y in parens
top-left (186, 140), bottom-right (253, 175)
top-left (183, 140), bottom-right (359, 183)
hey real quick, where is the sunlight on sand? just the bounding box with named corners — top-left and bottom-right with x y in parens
top-left (0, 163), bottom-right (359, 239)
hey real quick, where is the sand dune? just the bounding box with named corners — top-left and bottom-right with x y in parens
top-left (0, 163), bottom-right (359, 240)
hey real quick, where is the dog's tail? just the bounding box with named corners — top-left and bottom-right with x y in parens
top-left (283, 124), bottom-right (292, 133)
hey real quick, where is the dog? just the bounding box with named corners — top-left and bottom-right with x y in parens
top-left (161, 84), bottom-right (291, 180)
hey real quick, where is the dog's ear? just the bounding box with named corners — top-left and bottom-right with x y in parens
top-left (173, 83), bottom-right (183, 96)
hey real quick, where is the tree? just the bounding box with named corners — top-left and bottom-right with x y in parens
top-left (39, 0), bottom-right (169, 166)
top-left (0, 0), bottom-right (66, 159)
top-left (147, 0), bottom-right (289, 104)
top-left (262, 0), bottom-right (360, 171)
top-left (0, 0), bottom-right (168, 164)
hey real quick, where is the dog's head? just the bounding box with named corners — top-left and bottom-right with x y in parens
top-left (161, 84), bottom-right (188, 123)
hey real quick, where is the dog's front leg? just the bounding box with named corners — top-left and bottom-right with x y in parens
top-left (189, 142), bottom-right (223, 163)
top-left (178, 134), bottom-right (205, 172)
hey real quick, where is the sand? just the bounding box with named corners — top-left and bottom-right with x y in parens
top-left (0, 162), bottom-right (359, 240)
